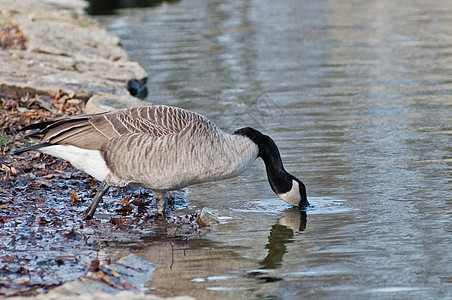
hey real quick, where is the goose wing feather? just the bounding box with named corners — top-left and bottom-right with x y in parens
top-left (26, 105), bottom-right (215, 151)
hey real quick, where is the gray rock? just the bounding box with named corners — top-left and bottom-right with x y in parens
top-left (85, 94), bottom-right (149, 114)
top-left (197, 208), bottom-right (220, 228)
top-left (10, 290), bottom-right (192, 300)
top-left (49, 254), bottom-right (155, 295)
top-left (13, 254), bottom-right (195, 300)
top-left (0, 0), bottom-right (148, 99)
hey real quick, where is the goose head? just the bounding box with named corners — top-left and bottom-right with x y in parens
top-left (272, 175), bottom-right (308, 207)
top-left (233, 127), bottom-right (309, 208)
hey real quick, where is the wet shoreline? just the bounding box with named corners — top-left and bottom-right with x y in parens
top-left (0, 0), bottom-right (194, 299)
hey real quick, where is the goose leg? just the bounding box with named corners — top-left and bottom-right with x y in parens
top-left (155, 191), bottom-right (167, 216)
top-left (84, 181), bottom-right (110, 220)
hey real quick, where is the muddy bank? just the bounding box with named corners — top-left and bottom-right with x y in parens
top-left (0, 74), bottom-right (203, 300)
top-left (0, 0), bottom-right (201, 298)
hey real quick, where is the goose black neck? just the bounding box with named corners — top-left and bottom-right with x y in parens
top-left (233, 127), bottom-right (292, 194)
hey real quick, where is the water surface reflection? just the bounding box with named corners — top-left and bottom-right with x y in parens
top-left (96, 0), bottom-right (452, 298)
top-left (261, 209), bottom-right (307, 270)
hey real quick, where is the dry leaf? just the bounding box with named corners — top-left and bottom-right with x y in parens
top-left (116, 204), bottom-right (133, 212)
top-left (70, 189), bottom-right (79, 205)
top-left (119, 195), bottom-right (132, 204)
top-left (37, 216), bottom-right (48, 225)
top-left (10, 167), bottom-right (17, 176)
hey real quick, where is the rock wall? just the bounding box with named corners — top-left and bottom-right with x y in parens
top-left (0, 0), bottom-right (148, 113)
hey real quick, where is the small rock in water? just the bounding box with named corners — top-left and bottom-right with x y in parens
top-left (196, 208), bottom-right (220, 228)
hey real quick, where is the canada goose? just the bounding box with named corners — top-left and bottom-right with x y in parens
top-left (15, 105), bottom-right (309, 219)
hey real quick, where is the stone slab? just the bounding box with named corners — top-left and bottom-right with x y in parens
top-left (85, 93), bottom-right (149, 114)
top-left (0, 0), bottom-right (148, 100)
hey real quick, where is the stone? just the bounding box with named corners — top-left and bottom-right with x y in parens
top-left (84, 94), bottom-right (149, 114)
top-left (0, 0), bottom-right (148, 99)
top-left (196, 207), bottom-right (220, 228)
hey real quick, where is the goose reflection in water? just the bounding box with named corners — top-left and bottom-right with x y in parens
top-left (113, 207), bottom-right (308, 293)
top-left (260, 207), bottom-right (307, 269)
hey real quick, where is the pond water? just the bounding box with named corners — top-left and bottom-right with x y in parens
top-left (96, 0), bottom-right (452, 298)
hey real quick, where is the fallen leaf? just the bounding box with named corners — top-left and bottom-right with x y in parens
top-left (70, 189), bottom-right (79, 205)
top-left (10, 167), bottom-right (17, 176)
top-left (37, 216), bottom-right (48, 225)
top-left (115, 204), bottom-right (132, 212)
top-left (97, 269), bottom-right (115, 287)
top-left (118, 195), bottom-right (132, 204)
top-left (88, 260), bottom-right (100, 272)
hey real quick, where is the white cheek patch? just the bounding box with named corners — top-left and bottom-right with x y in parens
top-left (277, 180), bottom-right (301, 206)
